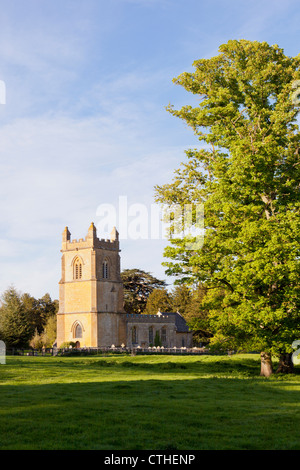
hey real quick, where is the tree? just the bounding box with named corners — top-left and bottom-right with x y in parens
top-left (38, 293), bottom-right (58, 325)
top-left (121, 269), bottom-right (167, 314)
top-left (183, 284), bottom-right (213, 346)
top-left (144, 288), bottom-right (172, 315)
top-left (155, 40), bottom-right (300, 376)
top-left (41, 314), bottom-right (57, 347)
top-left (30, 314), bottom-right (57, 349)
top-left (0, 287), bottom-right (35, 348)
top-left (0, 287), bottom-right (58, 349)
top-left (170, 284), bottom-right (192, 316)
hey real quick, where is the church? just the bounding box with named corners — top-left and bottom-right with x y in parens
top-left (56, 223), bottom-right (193, 349)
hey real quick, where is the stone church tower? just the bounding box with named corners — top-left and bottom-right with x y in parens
top-left (57, 223), bottom-right (127, 348)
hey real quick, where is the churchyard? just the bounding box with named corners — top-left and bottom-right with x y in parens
top-left (0, 353), bottom-right (300, 450)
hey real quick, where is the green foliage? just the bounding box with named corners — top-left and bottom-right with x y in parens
top-left (144, 288), bottom-right (172, 315)
top-left (60, 341), bottom-right (77, 349)
top-left (29, 330), bottom-right (45, 350)
top-left (183, 284), bottom-right (212, 345)
top-left (42, 314), bottom-right (57, 347)
top-left (170, 284), bottom-right (192, 315)
top-left (155, 39), bottom-right (300, 366)
top-left (121, 269), bottom-right (167, 314)
top-left (30, 315), bottom-right (57, 349)
top-left (0, 286), bottom-right (58, 348)
top-left (0, 287), bottom-right (34, 348)
top-left (2, 354), bottom-right (300, 450)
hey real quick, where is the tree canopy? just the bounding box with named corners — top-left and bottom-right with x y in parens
top-left (155, 39), bottom-right (300, 375)
top-left (121, 269), bottom-right (167, 314)
top-left (0, 286), bottom-right (58, 348)
top-left (144, 288), bottom-right (172, 315)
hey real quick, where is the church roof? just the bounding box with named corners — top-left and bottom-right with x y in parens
top-left (159, 311), bottom-right (191, 333)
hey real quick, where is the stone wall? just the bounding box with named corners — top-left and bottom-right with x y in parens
top-left (125, 313), bottom-right (176, 348)
top-left (97, 313), bottom-right (127, 348)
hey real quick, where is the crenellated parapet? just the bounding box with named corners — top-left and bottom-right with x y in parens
top-left (61, 223), bottom-right (120, 253)
top-left (126, 313), bottom-right (175, 324)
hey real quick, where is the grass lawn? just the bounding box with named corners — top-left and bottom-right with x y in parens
top-left (1, 353), bottom-right (300, 450)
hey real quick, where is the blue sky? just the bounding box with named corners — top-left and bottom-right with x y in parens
top-left (0, 0), bottom-right (300, 299)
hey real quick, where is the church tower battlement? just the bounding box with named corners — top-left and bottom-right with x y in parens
top-left (57, 223), bottom-right (126, 348)
top-left (62, 223), bottom-right (120, 252)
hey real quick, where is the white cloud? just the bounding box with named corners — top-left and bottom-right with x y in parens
top-left (0, 109), bottom-right (187, 298)
top-left (1, 0), bottom-right (297, 301)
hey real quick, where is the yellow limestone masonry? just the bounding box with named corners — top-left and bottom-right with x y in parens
top-left (57, 223), bottom-right (126, 348)
top-left (57, 223), bottom-right (193, 349)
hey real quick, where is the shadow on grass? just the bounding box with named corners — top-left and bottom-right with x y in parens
top-left (6, 354), bottom-right (300, 385)
top-left (5, 354), bottom-right (265, 375)
top-left (1, 369), bottom-right (300, 450)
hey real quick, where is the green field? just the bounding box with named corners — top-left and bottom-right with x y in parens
top-left (1, 353), bottom-right (300, 450)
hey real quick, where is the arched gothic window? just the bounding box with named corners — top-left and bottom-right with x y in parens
top-left (161, 327), bottom-right (167, 346)
top-left (72, 321), bottom-right (83, 339)
top-left (149, 326), bottom-right (154, 345)
top-left (74, 257), bottom-right (82, 280)
top-left (103, 260), bottom-right (109, 279)
top-left (132, 326), bottom-right (137, 344)
top-left (75, 323), bottom-right (82, 338)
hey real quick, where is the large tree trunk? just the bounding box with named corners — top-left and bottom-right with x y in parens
top-left (260, 352), bottom-right (273, 377)
top-left (276, 353), bottom-right (294, 374)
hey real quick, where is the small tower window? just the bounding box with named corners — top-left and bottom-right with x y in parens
top-left (103, 260), bottom-right (109, 279)
top-left (74, 257), bottom-right (82, 280)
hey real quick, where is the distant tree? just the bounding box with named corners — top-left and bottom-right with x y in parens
top-left (21, 293), bottom-right (43, 334)
top-left (41, 314), bottom-right (57, 347)
top-left (21, 292), bottom-right (58, 335)
top-left (170, 284), bottom-right (192, 316)
top-left (0, 287), bottom-right (34, 348)
top-left (30, 314), bottom-right (57, 349)
top-left (38, 293), bottom-right (58, 324)
top-left (121, 269), bottom-right (167, 314)
top-left (144, 288), bottom-right (172, 315)
top-left (184, 285), bottom-right (214, 346)
top-left (29, 329), bottom-right (44, 350)
top-left (0, 287), bottom-right (58, 349)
